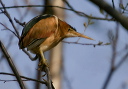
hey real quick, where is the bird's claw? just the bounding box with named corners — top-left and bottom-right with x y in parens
top-left (38, 59), bottom-right (49, 71)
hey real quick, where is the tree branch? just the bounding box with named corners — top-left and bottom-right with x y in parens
top-left (62, 41), bottom-right (110, 47)
top-left (0, 0), bottom-right (20, 38)
top-left (45, 67), bottom-right (55, 89)
top-left (0, 72), bottom-right (47, 85)
top-left (0, 5), bottom-right (114, 21)
top-left (0, 41), bottom-right (26, 89)
top-left (90, 0), bottom-right (128, 30)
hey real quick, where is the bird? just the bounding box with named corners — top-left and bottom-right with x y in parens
top-left (19, 14), bottom-right (93, 70)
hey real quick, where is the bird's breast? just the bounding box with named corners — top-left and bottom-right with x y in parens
top-left (39, 35), bottom-right (62, 52)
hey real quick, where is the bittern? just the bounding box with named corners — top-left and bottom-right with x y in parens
top-left (19, 14), bottom-right (93, 69)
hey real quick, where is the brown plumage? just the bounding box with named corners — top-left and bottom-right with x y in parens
top-left (19, 14), bottom-right (93, 69)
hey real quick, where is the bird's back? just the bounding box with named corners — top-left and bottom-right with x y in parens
top-left (19, 14), bottom-right (54, 49)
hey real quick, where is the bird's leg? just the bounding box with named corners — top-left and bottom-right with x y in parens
top-left (38, 50), bottom-right (49, 70)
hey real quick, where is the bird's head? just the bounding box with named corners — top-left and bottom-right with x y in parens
top-left (65, 27), bottom-right (94, 40)
top-left (58, 18), bottom-right (94, 40)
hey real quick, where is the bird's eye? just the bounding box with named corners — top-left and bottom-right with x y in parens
top-left (68, 28), bottom-right (71, 31)
top-left (68, 27), bottom-right (77, 32)
top-left (68, 28), bottom-right (74, 31)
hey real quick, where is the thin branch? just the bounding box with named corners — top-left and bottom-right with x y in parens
top-left (112, 0), bottom-right (115, 9)
top-left (102, 49), bottom-right (128, 89)
top-left (34, 66), bottom-right (41, 89)
top-left (0, 5), bottom-right (114, 21)
top-left (0, 72), bottom-right (47, 85)
top-left (102, 22), bottom-right (119, 89)
top-left (62, 41), bottom-right (110, 47)
top-left (0, 0), bottom-right (20, 39)
top-left (102, 68), bottom-right (114, 89)
top-left (63, 0), bottom-right (113, 21)
top-left (121, 3), bottom-right (128, 13)
top-left (45, 67), bottom-right (54, 89)
top-left (22, 49), bottom-right (38, 61)
top-left (116, 51), bottom-right (128, 70)
top-left (0, 5), bottom-right (65, 10)
top-left (0, 0), bottom-right (38, 62)
top-left (0, 22), bottom-right (18, 37)
top-left (0, 79), bottom-right (29, 82)
top-left (14, 18), bottom-right (26, 27)
top-left (63, 0), bottom-right (74, 10)
top-left (0, 41), bottom-right (26, 89)
top-left (90, 0), bottom-right (128, 30)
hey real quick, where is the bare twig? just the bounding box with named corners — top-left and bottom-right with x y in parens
top-left (102, 22), bottom-right (119, 89)
top-left (0, 22), bottom-right (18, 37)
top-left (116, 51), bottom-right (128, 70)
top-left (34, 66), bottom-right (41, 89)
top-left (14, 18), bottom-right (26, 27)
top-left (22, 49), bottom-right (38, 61)
top-left (0, 79), bottom-right (29, 82)
top-left (102, 47), bottom-right (128, 89)
top-left (0, 5), bottom-right (114, 21)
top-left (63, 0), bottom-right (111, 20)
top-left (0, 0), bottom-right (38, 62)
top-left (0, 0), bottom-right (20, 39)
top-left (0, 72), bottom-right (47, 85)
top-left (62, 41), bottom-right (110, 47)
top-left (0, 41), bottom-right (26, 89)
top-left (112, 0), bottom-right (115, 9)
top-left (90, 0), bottom-right (128, 30)
top-left (45, 67), bottom-right (54, 89)
top-left (62, 0), bottom-right (74, 10)
top-left (121, 3), bottom-right (128, 13)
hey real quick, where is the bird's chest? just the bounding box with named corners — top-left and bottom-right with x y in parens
top-left (39, 35), bottom-right (62, 52)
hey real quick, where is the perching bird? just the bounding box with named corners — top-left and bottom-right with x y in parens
top-left (19, 14), bottom-right (93, 69)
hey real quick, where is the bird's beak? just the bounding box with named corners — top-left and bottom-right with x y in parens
top-left (67, 31), bottom-right (94, 40)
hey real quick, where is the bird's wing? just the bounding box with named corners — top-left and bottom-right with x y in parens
top-left (21, 14), bottom-right (53, 38)
top-left (19, 14), bottom-right (57, 49)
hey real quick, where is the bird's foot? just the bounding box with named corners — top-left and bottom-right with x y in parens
top-left (38, 59), bottom-right (49, 71)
